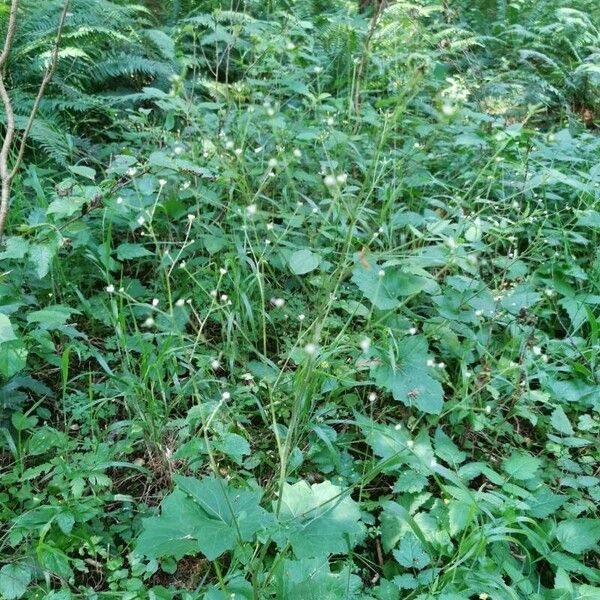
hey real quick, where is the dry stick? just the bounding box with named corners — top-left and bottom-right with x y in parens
top-left (0, 0), bottom-right (71, 241)
top-left (353, 0), bottom-right (386, 126)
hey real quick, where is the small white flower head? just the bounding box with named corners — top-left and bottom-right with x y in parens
top-left (182, 181), bottom-right (191, 190)
top-left (426, 358), bottom-right (435, 367)
top-left (286, 41), bottom-right (295, 51)
top-left (324, 174), bottom-right (336, 187)
top-left (336, 173), bottom-right (348, 185)
top-left (311, 207), bottom-right (319, 214)
top-left (265, 239), bottom-right (271, 245)
top-left (246, 204), bottom-right (257, 217)
top-left (532, 345), bottom-right (542, 356)
top-left (241, 372), bottom-right (254, 381)
top-left (127, 167), bottom-right (137, 177)
top-left (465, 370), bottom-right (472, 379)
top-left (314, 65), bottom-right (323, 74)
top-left (254, 146), bottom-right (263, 154)
top-left (106, 284), bottom-right (115, 293)
top-left (234, 147), bottom-right (243, 156)
top-left (179, 260), bottom-right (187, 269)
top-left (326, 116), bottom-right (335, 126)
top-left (378, 269), bottom-right (385, 278)
top-left (220, 294), bottom-right (228, 302)
top-left (485, 404), bottom-right (492, 414)
top-left (152, 298), bottom-right (159, 307)
top-left (187, 213), bottom-right (196, 222)
top-left (159, 178), bottom-right (167, 187)
top-left (175, 298), bottom-right (185, 307)
top-left (359, 337), bottom-right (371, 353)
top-left (142, 317), bottom-right (155, 328)
top-left (119, 287), bottom-right (124, 293)
top-left (298, 313), bottom-right (306, 321)
top-left (437, 362), bottom-right (446, 369)
top-left (378, 226), bottom-right (384, 233)
top-left (430, 459), bottom-right (437, 468)
top-left (116, 196), bottom-right (123, 205)
top-left (211, 359), bottom-right (220, 370)
top-left (221, 391), bottom-right (231, 401)
top-left (445, 237), bottom-right (458, 250)
top-left (368, 392), bottom-right (377, 402)
top-left (293, 148), bottom-right (302, 158)
top-left (210, 290), bottom-right (218, 298)
top-left (271, 297), bottom-right (285, 308)
top-left (219, 267), bottom-right (227, 275)
top-left (137, 216), bottom-right (145, 226)
top-left (544, 288), bottom-right (556, 298)
top-left (268, 158), bottom-right (278, 169)
top-left (304, 343), bottom-right (317, 356)
top-left (266, 107), bottom-right (275, 117)
top-left (406, 440), bottom-right (414, 449)
top-left (408, 327), bottom-right (418, 335)
top-left (174, 145), bottom-right (184, 155)
top-left (266, 222), bottom-right (274, 231)
top-left (475, 309), bottom-right (483, 317)
top-left (394, 423), bottom-right (402, 431)
top-left (225, 140), bottom-right (234, 150)
top-left (541, 354), bottom-right (549, 363)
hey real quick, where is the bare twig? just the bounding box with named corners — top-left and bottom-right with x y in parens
top-left (353, 0), bottom-right (387, 124)
top-left (0, 0), bottom-right (70, 241)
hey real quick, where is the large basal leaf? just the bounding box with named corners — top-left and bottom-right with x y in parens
top-left (556, 519), bottom-right (600, 554)
top-left (351, 259), bottom-right (427, 310)
top-left (136, 476), bottom-right (274, 561)
top-left (502, 452), bottom-right (541, 481)
top-left (0, 314), bottom-right (17, 344)
top-left (0, 564), bottom-right (32, 600)
top-left (372, 336), bottom-right (444, 414)
top-left (276, 480), bottom-right (364, 558)
top-left (289, 249), bottom-right (321, 275)
top-left (277, 558), bottom-right (362, 600)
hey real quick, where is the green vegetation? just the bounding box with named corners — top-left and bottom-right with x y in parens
top-left (1, 0), bottom-right (600, 598)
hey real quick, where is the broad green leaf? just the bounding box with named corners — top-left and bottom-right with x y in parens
top-left (136, 476), bottom-right (273, 561)
top-left (278, 558), bottom-right (362, 600)
top-left (214, 432), bottom-right (251, 465)
top-left (528, 487), bottom-right (565, 518)
top-left (351, 260), bottom-right (427, 310)
top-left (107, 154), bottom-right (137, 176)
top-left (68, 165), bottom-right (96, 180)
top-left (28, 244), bottom-right (54, 278)
top-left (46, 196), bottom-right (86, 218)
top-left (551, 406), bottom-right (574, 435)
top-left (0, 563), bottom-right (32, 600)
top-left (556, 519), bottom-right (600, 554)
top-left (503, 452), bottom-right (541, 480)
top-left (0, 236), bottom-right (28, 260)
top-left (0, 341), bottom-right (28, 377)
top-left (276, 480), bottom-right (364, 558)
top-left (434, 427), bottom-right (466, 464)
top-left (0, 314), bottom-right (17, 343)
top-left (393, 533), bottom-right (430, 570)
top-left (289, 249), bottom-right (320, 275)
top-left (116, 243), bottom-right (154, 260)
top-left (373, 336), bottom-right (444, 414)
top-left (448, 500), bottom-right (473, 536)
top-left (27, 306), bottom-right (78, 330)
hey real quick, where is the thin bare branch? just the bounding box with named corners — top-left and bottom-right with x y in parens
top-left (0, 0), bottom-right (70, 241)
top-left (0, 0), bottom-right (19, 69)
top-left (9, 0), bottom-right (71, 180)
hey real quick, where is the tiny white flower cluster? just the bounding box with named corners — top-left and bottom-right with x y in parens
top-left (324, 173), bottom-right (348, 188)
